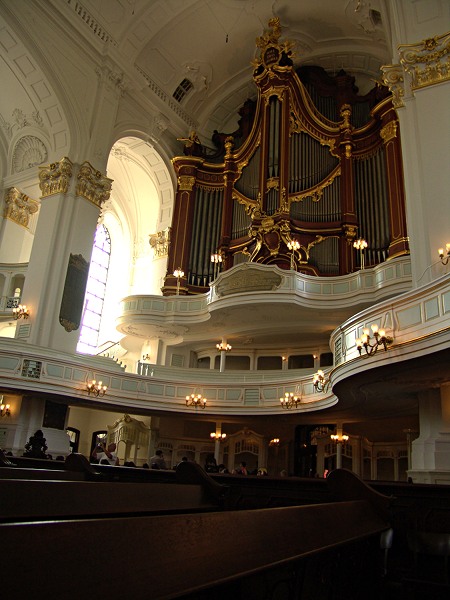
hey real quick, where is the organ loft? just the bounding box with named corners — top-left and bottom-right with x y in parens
top-left (163, 18), bottom-right (409, 296)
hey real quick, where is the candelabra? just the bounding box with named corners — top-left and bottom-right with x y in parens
top-left (210, 432), bottom-right (226, 441)
top-left (330, 433), bottom-right (349, 442)
top-left (280, 391), bottom-right (301, 409)
top-left (185, 393), bottom-right (206, 409)
top-left (353, 238), bottom-right (368, 270)
top-left (438, 243), bottom-right (450, 265)
top-left (216, 341), bottom-right (231, 372)
top-left (211, 252), bottom-right (223, 279)
top-left (313, 370), bottom-right (330, 393)
top-left (356, 324), bottom-right (393, 356)
top-left (216, 342), bottom-right (232, 352)
top-left (287, 239), bottom-right (300, 270)
top-left (86, 380), bottom-right (107, 397)
top-left (173, 268), bottom-right (184, 295)
top-left (13, 304), bottom-right (29, 319)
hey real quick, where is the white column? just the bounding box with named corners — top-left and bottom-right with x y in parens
top-left (382, 6), bottom-right (450, 287)
top-left (212, 422), bottom-right (223, 463)
top-left (20, 159), bottom-right (112, 354)
top-left (410, 386), bottom-right (450, 483)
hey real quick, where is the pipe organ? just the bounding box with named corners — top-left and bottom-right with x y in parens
top-left (163, 18), bottom-right (408, 295)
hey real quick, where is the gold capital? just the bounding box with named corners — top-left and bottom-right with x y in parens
top-left (76, 161), bottom-right (113, 208)
top-left (178, 175), bottom-right (195, 191)
top-left (380, 64), bottom-right (405, 108)
top-left (39, 157), bottom-right (73, 197)
top-left (4, 187), bottom-right (39, 228)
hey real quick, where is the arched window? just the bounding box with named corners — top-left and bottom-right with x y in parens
top-left (77, 225), bottom-right (111, 354)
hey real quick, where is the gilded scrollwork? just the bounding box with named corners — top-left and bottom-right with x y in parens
top-left (290, 166), bottom-right (341, 204)
top-left (4, 187), bottom-right (39, 227)
top-left (149, 227), bottom-right (171, 258)
top-left (224, 136), bottom-right (234, 159)
top-left (380, 121), bottom-right (398, 144)
top-left (76, 161), bottom-right (113, 208)
top-left (39, 157), bottom-right (73, 197)
top-left (380, 64), bottom-right (405, 108)
top-left (339, 104), bottom-right (353, 133)
top-left (252, 17), bottom-right (295, 77)
top-left (343, 224), bottom-right (358, 244)
top-left (399, 32), bottom-right (450, 90)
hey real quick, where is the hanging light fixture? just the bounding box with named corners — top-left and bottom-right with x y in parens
top-left (185, 393), bottom-right (206, 409)
top-left (356, 324), bottom-right (393, 356)
top-left (280, 391), bottom-right (301, 409)
top-left (13, 304), bottom-right (30, 319)
top-left (86, 380), bottom-right (107, 397)
top-left (313, 370), bottom-right (330, 393)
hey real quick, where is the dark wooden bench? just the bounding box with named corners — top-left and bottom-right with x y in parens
top-left (0, 468), bottom-right (392, 599)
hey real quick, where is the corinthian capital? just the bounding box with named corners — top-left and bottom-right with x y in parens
top-left (4, 187), bottom-right (39, 227)
top-left (76, 161), bottom-right (113, 208)
top-left (39, 157), bottom-right (73, 197)
top-left (380, 64), bottom-right (405, 108)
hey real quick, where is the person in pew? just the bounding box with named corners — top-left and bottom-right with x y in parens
top-left (23, 429), bottom-right (48, 459)
top-left (150, 449), bottom-right (167, 469)
top-left (205, 455), bottom-right (219, 473)
top-left (91, 442), bottom-right (119, 466)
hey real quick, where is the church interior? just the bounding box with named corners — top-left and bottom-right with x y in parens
top-left (0, 0), bottom-right (449, 482)
top-left (1, 0), bottom-right (450, 597)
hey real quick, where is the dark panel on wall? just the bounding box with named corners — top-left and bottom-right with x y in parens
top-left (59, 253), bottom-right (89, 332)
top-left (43, 399), bottom-right (68, 430)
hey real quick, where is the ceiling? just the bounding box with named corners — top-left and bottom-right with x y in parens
top-left (66, 0), bottom-right (391, 140)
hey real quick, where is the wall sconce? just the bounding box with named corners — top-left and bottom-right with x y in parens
top-left (13, 304), bottom-right (29, 320)
top-left (438, 244), bottom-right (450, 265)
top-left (280, 391), bottom-right (301, 409)
top-left (313, 370), bottom-right (330, 393)
top-left (356, 324), bottom-right (393, 356)
top-left (269, 438), bottom-right (280, 447)
top-left (216, 342), bottom-right (232, 352)
top-left (287, 239), bottom-right (300, 270)
top-left (0, 401), bottom-right (11, 417)
top-left (185, 393), bottom-right (206, 409)
top-left (86, 380), bottom-right (107, 397)
top-left (173, 268), bottom-right (184, 295)
top-left (142, 354), bottom-right (151, 362)
top-left (210, 432), bottom-right (226, 441)
top-left (331, 433), bottom-right (349, 443)
top-left (353, 238), bottom-right (368, 270)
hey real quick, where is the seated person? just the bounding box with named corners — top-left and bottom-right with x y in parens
top-left (150, 449), bottom-right (167, 469)
top-left (91, 442), bottom-right (119, 465)
top-left (23, 429), bottom-right (48, 459)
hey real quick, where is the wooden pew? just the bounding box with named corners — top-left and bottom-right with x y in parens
top-left (0, 468), bottom-right (392, 599)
